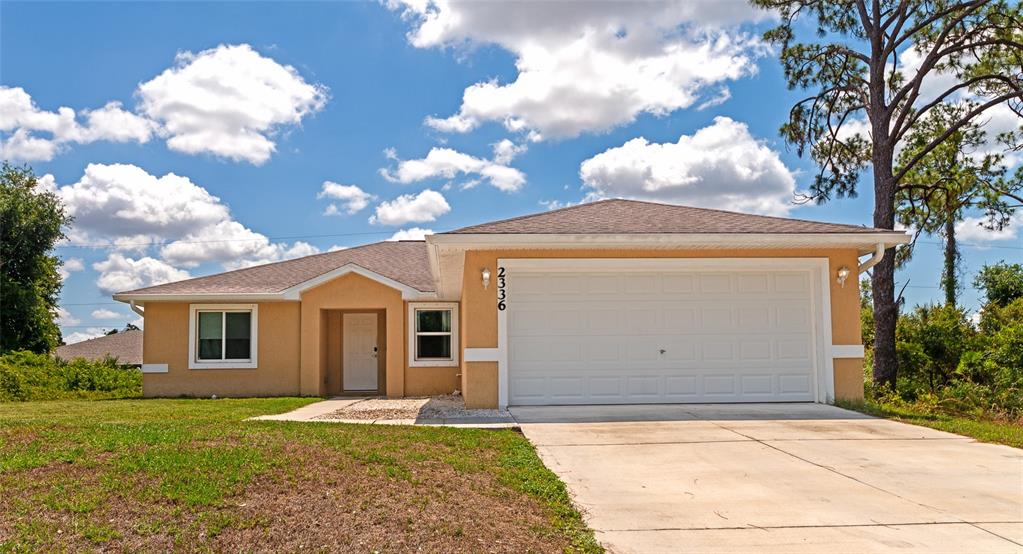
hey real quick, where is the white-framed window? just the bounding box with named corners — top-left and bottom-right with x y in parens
top-left (188, 304), bottom-right (258, 369)
top-left (407, 302), bottom-right (459, 367)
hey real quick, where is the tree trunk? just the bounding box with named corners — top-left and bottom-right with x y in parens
top-left (871, 152), bottom-right (899, 392)
top-left (941, 212), bottom-right (958, 307)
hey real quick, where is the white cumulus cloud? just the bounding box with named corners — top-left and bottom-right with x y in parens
top-left (93, 253), bottom-right (191, 294)
top-left (579, 116), bottom-right (797, 216)
top-left (388, 227), bottom-right (434, 241)
top-left (48, 164), bottom-right (318, 279)
top-left (370, 189), bottom-right (451, 225)
top-left (136, 44), bottom-right (328, 165)
top-left (55, 307), bottom-right (80, 326)
top-left (388, 0), bottom-right (768, 139)
top-left (0, 87), bottom-right (156, 161)
top-left (91, 308), bottom-right (122, 320)
top-left (382, 147), bottom-right (526, 192)
top-left (956, 212), bottom-right (1023, 244)
top-left (64, 329), bottom-right (108, 344)
top-left (318, 182), bottom-right (375, 215)
top-left (58, 257), bottom-right (85, 281)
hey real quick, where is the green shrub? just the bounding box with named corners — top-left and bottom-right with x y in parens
top-left (865, 293), bottom-right (1023, 421)
top-left (0, 350), bottom-right (141, 401)
top-left (895, 304), bottom-right (977, 395)
top-left (974, 262), bottom-right (1023, 307)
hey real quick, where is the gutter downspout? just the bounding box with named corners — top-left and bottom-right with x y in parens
top-left (129, 300), bottom-right (144, 317)
top-left (858, 243), bottom-right (886, 274)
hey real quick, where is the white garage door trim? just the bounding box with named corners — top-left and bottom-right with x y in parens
top-left (496, 258), bottom-right (835, 408)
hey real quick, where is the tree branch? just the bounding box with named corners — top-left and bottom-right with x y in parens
top-left (894, 91), bottom-right (1023, 183)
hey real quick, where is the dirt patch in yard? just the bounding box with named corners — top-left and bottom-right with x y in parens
top-left (211, 444), bottom-right (567, 553)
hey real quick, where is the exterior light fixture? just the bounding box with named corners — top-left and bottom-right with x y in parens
top-left (836, 266), bottom-right (851, 288)
top-left (482, 267), bottom-right (491, 290)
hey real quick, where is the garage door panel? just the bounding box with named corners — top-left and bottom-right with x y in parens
top-left (737, 273), bottom-right (771, 293)
top-left (590, 377), bottom-right (624, 398)
top-left (663, 274), bottom-right (696, 293)
top-left (507, 267), bottom-right (820, 405)
top-left (698, 273), bottom-right (733, 294)
top-left (775, 272), bottom-right (811, 293)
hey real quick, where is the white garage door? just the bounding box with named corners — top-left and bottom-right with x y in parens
top-left (505, 261), bottom-right (823, 405)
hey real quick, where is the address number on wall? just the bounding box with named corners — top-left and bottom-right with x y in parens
top-left (497, 266), bottom-right (507, 311)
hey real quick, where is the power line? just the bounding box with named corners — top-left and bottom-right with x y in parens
top-left (917, 240), bottom-right (1023, 251)
top-left (55, 230), bottom-right (399, 249)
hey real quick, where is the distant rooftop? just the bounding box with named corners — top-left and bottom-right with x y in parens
top-left (55, 329), bottom-right (143, 366)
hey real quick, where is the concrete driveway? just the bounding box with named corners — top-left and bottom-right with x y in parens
top-left (511, 404), bottom-right (1023, 553)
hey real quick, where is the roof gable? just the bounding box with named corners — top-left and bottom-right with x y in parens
top-left (115, 240), bottom-right (434, 297)
top-left (446, 198), bottom-right (888, 235)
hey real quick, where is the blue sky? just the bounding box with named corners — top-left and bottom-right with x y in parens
top-left (2, 1), bottom-right (1020, 342)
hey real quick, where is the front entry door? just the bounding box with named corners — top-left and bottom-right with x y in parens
top-left (343, 313), bottom-right (378, 391)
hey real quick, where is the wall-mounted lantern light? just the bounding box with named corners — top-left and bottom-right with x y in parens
top-left (836, 266), bottom-right (851, 288)
top-left (482, 267), bottom-right (491, 290)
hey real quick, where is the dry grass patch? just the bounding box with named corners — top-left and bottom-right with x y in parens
top-left (0, 398), bottom-right (600, 553)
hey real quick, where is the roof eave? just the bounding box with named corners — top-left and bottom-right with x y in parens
top-left (424, 232), bottom-right (910, 300)
top-left (427, 232), bottom-right (910, 251)
top-left (113, 262), bottom-right (438, 305)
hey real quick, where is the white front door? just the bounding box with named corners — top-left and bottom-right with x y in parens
top-left (504, 260), bottom-right (826, 405)
top-left (343, 313), bottom-right (378, 391)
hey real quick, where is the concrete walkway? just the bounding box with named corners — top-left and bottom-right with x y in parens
top-left (511, 403), bottom-right (1023, 554)
top-left (250, 397), bottom-right (517, 427)
top-left (250, 398), bottom-right (364, 421)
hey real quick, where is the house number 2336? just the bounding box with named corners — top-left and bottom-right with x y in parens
top-left (496, 267), bottom-right (507, 311)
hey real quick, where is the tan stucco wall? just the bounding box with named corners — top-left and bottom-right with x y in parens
top-left (140, 274), bottom-right (460, 398)
top-left (833, 358), bottom-right (865, 401)
top-left (141, 301), bottom-right (301, 397)
top-left (458, 248), bottom-right (865, 408)
top-left (463, 362), bottom-right (498, 408)
top-left (141, 247), bottom-right (865, 402)
top-left (300, 273), bottom-right (406, 397)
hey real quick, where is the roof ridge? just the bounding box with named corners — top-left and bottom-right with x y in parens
top-left (618, 198), bottom-right (876, 232)
top-left (444, 198), bottom-right (618, 233)
top-left (448, 197), bottom-right (882, 233)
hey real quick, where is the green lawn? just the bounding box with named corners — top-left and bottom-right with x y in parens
top-left (837, 399), bottom-right (1023, 449)
top-left (0, 398), bottom-right (601, 552)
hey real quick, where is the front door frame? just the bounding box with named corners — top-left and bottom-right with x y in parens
top-left (337, 308), bottom-right (387, 396)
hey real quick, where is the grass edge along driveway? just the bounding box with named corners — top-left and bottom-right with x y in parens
top-left (0, 398), bottom-right (601, 553)
top-left (837, 399), bottom-right (1023, 449)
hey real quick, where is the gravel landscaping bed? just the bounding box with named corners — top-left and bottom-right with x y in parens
top-left (316, 395), bottom-right (510, 421)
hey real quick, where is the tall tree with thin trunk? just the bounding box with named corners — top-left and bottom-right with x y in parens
top-left (750, 0), bottom-right (1023, 390)
top-left (895, 102), bottom-right (1022, 307)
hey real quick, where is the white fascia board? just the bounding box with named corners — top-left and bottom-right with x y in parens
top-left (113, 293), bottom-right (289, 306)
top-left (427, 232), bottom-right (910, 251)
top-left (113, 263), bottom-right (436, 305)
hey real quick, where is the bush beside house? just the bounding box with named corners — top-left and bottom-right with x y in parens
top-left (0, 350), bottom-right (141, 401)
top-left (864, 262), bottom-right (1023, 422)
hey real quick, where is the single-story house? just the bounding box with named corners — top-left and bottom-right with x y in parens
top-left (113, 199), bottom-right (909, 408)
top-left (55, 329), bottom-right (143, 366)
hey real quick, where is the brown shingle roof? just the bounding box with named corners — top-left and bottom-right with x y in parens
top-left (446, 198), bottom-right (888, 235)
top-left (118, 240), bottom-right (434, 296)
top-left (114, 199), bottom-right (899, 298)
top-left (55, 329), bottom-right (143, 365)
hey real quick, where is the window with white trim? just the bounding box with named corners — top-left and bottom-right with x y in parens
top-left (189, 304), bottom-right (258, 369)
top-left (408, 302), bottom-right (458, 367)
